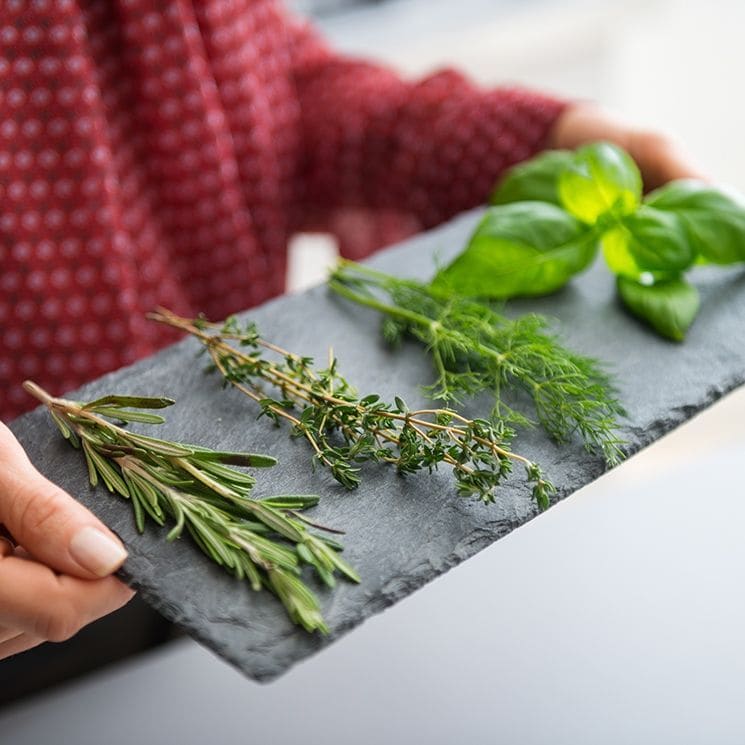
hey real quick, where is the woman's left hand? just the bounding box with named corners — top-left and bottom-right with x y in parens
top-left (548, 102), bottom-right (706, 190)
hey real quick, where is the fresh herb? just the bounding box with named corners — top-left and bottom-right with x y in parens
top-left (557, 141), bottom-right (642, 223)
top-left (601, 206), bottom-right (694, 276)
top-left (329, 261), bottom-right (625, 466)
top-left (429, 201), bottom-right (599, 298)
top-left (23, 380), bottom-right (359, 634)
top-left (645, 179), bottom-right (745, 264)
top-left (149, 309), bottom-right (555, 509)
top-left (616, 275), bottom-right (700, 342)
top-left (491, 149), bottom-right (575, 207)
top-left (435, 142), bottom-right (745, 341)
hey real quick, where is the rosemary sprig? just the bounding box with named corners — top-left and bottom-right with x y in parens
top-left (24, 381), bottom-right (359, 634)
top-left (328, 260), bottom-right (626, 465)
top-left (149, 309), bottom-right (555, 509)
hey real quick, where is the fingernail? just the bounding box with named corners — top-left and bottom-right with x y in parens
top-left (70, 526), bottom-right (128, 577)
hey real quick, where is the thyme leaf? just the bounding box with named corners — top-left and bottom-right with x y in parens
top-left (149, 309), bottom-right (555, 509)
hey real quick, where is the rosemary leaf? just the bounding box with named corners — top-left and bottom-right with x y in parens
top-left (24, 380), bottom-right (357, 634)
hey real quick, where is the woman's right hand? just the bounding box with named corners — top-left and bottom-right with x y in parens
top-left (0, 422), bottom-right (134, 660)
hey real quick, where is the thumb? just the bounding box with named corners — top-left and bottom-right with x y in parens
top-left (0, 422), bottom-right (128, 580)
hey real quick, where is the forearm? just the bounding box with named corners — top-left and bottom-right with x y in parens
top-left (290, 21), bottom-right (566, 226)
top-left (548, 102), bottom-right (704, 189)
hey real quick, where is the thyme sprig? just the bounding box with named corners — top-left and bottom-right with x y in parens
top-left (328, 260), bottom-right (626, 465)
top-left (149, 309), bottom-right (555, 509)
top-left (24, 381), bottom-right (359, 634)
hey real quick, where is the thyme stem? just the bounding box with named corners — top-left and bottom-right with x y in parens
top-left (149, 309), bottom-right (555, 509)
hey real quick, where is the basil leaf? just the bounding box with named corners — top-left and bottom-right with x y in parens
top-left (645, 179), bottom-right (745, 264)
top-left (620, 205), bottom-right (696, 272)
top-left (601, 226), bottom-right (643, 279)
top-left (490, 149), bottom-right (574, 206)
top-left (432, 202), bottom-right (599, 298)
top-left (617, 275), bottom-right (700, 341)
top-left (558, 142), bottom-right (642, 224)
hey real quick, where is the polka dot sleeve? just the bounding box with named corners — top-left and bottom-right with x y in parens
top-left (288, 18), bottom-right (567, 230)
top-left (0, 1), bottom-right (566, 422)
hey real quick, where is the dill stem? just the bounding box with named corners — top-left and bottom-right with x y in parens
top-left (327, 277), bottom-right (430, 328)
top-left (327, 277), bottom-right (510, 368)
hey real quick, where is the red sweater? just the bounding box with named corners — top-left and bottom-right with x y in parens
top-left (0, 0), bottom-right (565, 421)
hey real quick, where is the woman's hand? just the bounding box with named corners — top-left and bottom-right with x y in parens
top-left (0, 422), bottom-right (134, 660)
top-left (549, 102), bottom-right (705, 190)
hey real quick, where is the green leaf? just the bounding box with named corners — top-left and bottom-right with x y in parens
top-left (81, 440), bottom-right (99, 487)
top-left (601, 226), bottom-right (643, 278)
top-left (619, 205), bottom-right (696, 273)
top-left (91, 406), bottom-right (167, 425)
top-left (558, 142), bottom-right (642, 224)
top-left (432, 202), bottom-right (598, 298)
top-left (617, 275), bottom-right (700, 341)
top-left (189, 449), bottom-right (277, 468)
top-left (86, 447), bottom-right (130, 497)
top-left (166, 503), bottom-right (186, 541)
top-left (260, 494), bottom-right (321, 509)
top-left (83, 395), bottom-right (175, 410)
top-left (50, 411), bottom-right (72, 439)
top-left (328, 550), bottom-right (362, 584)
top-left (121, 432), bottom-right (194, 457)
top-left (490, 149), bottom-right (574, 206)
top-left (296, 542), bottom-right (315, 565)
top-left (196, 459), bottom-right (257, 488)
top-left (646, 180), bottom-right (745, 264)
top-left (248, 503), bottom-right (305, 543)
top-left (131, 490), bottom-right (146, 532)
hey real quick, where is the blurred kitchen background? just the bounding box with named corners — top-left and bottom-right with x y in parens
top-left (287, 0), bottom-right (745, 292)
top-left (285, 0), bottom-right (745, 469)
top-left (3, 1), bottom-right (745, 743)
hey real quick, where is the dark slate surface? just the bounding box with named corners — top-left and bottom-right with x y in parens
top-left (10, 210), bottom-right (745, 681)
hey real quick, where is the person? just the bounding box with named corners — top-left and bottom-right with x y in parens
top-left (0, 0), bottom-right (701, 663)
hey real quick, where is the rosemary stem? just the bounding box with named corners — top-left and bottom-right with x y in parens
top-left (28, 381), bottom-right (355, 634)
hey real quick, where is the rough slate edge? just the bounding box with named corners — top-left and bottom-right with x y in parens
top-left (9, 209), bottom-right (745, 682)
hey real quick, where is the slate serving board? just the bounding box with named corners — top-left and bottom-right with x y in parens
top-left (10, 209), bottom-right (745, 682)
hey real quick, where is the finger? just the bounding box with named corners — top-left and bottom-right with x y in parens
top-left (0, 627), bottom-right (23, 644)
top-left (13, 545), bottom-right (31, 560)
top-left (0, 553), bottom-right (135, 641)
top-left (0, 535), bottom-right (13, 557)
top-left (0, 422), bottom-right (128, 579)
top-left (627, 130), bottom-right (707, 190)
top-left (0, 632), bottom-right (45, 661)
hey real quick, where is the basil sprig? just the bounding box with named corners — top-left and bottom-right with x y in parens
top-left (431, 202), bottom-right (599, 297)
top-left (434, 142), bottom-right (745, 341)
